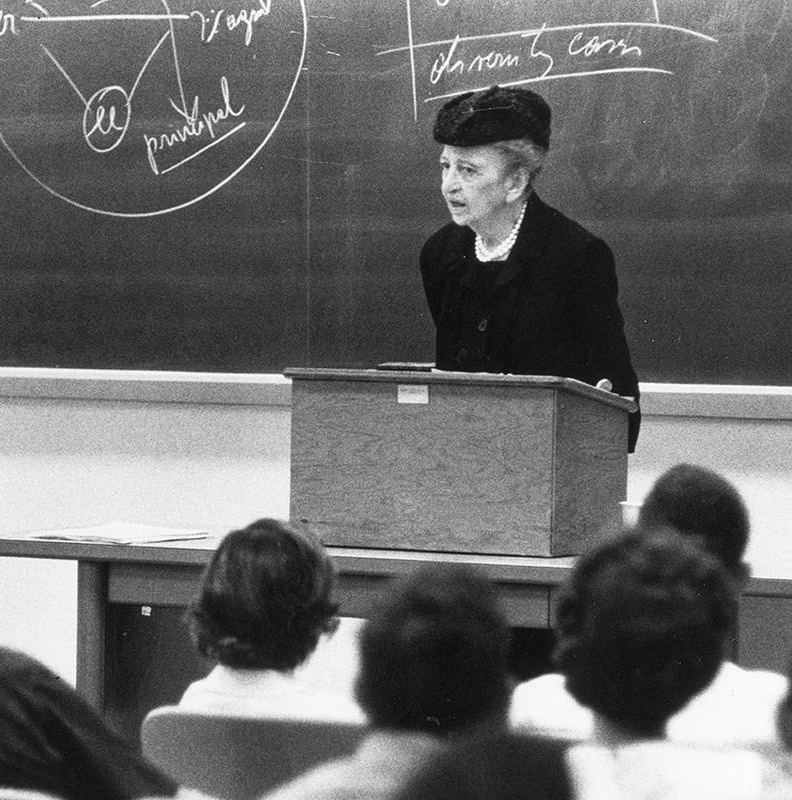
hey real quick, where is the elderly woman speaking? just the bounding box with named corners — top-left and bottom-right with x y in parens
top-left (420, 86), bottom-right (640, 452)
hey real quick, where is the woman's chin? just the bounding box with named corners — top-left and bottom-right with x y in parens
top-left (448, 209), bottom-right (470, 227)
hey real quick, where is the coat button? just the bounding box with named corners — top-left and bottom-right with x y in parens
top-left (477, 318), bottom-right (488, 332)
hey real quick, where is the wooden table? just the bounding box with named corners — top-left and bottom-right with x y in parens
top-left (0, 536), bottom-right (573, 711)
top-left (1, 535), bottom-right (790, 736)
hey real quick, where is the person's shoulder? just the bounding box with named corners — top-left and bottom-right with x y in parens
top-left (530, 195), bottom-right (598, 242)
top-left (509, 672), bottom-right (593, 738)
top-left (0, 647), bottom-right (67, 696)
top-left (510, 672), bottom-right (571, 719)
top-left (528, 194), bottom-right (613, 269)
top-left (716, 660), bottom-right (788, 695)
top-left (674, 660), bottom-right (786, 716)
top-left (668, 661), bottom-right (787, 746)
top-left (261, 732), bottom-right (429, 800)
top-left (567, 741), bottom-right (770, 800)
top-left (260, 754), bottom-right (357, 800)
top-left (511, 671), bottom-right (567, 697)
top-left (0, 645), bottom-right (46, 672)
top-left (422, 221), bottom-right (458, 246)
top-left (420, 222), bottom-right (467, 265)
top-left (441, 731), bottom-right (575, 800)
top-left (177, 665), bottom-right (232, 711)
top-left (760, 749), bottom-right (792, 799)
top-left (511, 671), bottom-right (579, 705)
top-left (179, 669), bottom-right (365, 723)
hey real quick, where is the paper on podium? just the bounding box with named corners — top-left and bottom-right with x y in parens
top-left (29, 521), bottom-right (209, 545)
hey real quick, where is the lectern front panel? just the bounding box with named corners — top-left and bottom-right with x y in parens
top-left (289, 372), bottom-right (628, 556)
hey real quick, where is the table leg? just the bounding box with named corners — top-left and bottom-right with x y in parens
top-left (76, 561), bottom-right (107, 711)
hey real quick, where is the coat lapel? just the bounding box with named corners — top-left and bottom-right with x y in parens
top-left (437, 223), bottom-right (477, 290)
top-left (493, 191), bottom-right (551, 290)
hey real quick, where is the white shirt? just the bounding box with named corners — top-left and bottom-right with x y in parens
top-left (566, 741), bottom-right (786, 800)
top-left (510, 661), bottom-right (788, 747)
top-left (180, 618), bottom-right (365, 722)
top-left (179, 665), bottom-right (365, 723)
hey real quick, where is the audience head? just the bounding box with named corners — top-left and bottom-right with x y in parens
top-left (0, 646), bottom-right (178, 799)
top-left (638, 463), bottom-right (750, 581)
top-left (354, 563), bottom-right (510, 738)
top-left (554, 526), bottom-right (737, 738)
top-left (394, 731), bottom-right (572, 800)
top-left (188, 518), bottom-right (338, 671)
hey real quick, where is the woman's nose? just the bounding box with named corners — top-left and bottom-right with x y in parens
top-left (442, 169), bottom-right (459, 193)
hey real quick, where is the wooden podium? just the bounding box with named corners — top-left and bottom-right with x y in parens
top-left (286, 368), bottom-right (637, 557)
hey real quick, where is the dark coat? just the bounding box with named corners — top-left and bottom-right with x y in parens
top-left (420, 192), bottom-right (640, 452)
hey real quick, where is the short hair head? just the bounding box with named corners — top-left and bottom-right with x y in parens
top-left (187, 518), bottom-right (338, 670)
top-left (433, 85), bottom-right (551, 150)
top-left (355, 563), bottom-right (510, 737)
top-left (638, 463), bottom-right (749, 578)
top-left (554, 526), bottom-right (737, 737)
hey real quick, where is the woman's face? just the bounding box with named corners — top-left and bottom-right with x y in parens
top-left (440, 144), bottom-right (522, 236)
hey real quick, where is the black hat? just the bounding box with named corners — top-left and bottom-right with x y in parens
top-left (433, 86), bottom-right (551, 150)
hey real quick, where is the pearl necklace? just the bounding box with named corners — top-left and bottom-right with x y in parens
top-left (474, 200), bottom-right (528, 262)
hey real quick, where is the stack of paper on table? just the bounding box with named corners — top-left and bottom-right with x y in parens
top-left (28, 521), bottom-right (209, 545)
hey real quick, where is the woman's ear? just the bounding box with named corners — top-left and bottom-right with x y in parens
top-left (505, 167), bottom-right (531, 203)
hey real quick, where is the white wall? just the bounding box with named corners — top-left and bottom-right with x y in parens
top-left (2, 370), bottom-right (792, 682)
top-left (625, 384), bottom-right (792, 574)
top-left (0, 370), bottom-right (291, 682)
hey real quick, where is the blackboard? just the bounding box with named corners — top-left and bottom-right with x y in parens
top-left (1, 0), bottom-right (791, 384)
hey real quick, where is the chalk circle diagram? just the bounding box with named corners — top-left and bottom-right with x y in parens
top-left (0, 0), bottom-right (307, 216)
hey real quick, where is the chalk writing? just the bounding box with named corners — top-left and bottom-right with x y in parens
top-left (0, 0), bottom-right (307, 216)
top-left (42, 27), bottom-right (172, 156)
top-left (524, 26), bottom-right (554, 80)
top-left (144, 76), bottom-right (246, 175)
top-left (191, 0), bottom-right (272, 46)
top-left (568, 31), bottom-right (642, 58)
top-left (0, 10), bottom-right (18, 35)
top-left (378, 3), bottom-right (717, 120)
top-left (84, 86), bottom-right (131, 153)
top-left (429, 34), bottom-right (520, 84)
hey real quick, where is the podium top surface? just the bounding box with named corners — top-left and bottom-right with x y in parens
top-left (284, 368), bottom-right (638, 413)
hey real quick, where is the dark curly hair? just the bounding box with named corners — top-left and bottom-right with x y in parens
top-left (354, 563), bottom-right (510, 737)
top-left (638, 463), bottom-right (749, 578)
top-left (187, 518), bottom-right (338, 670)
top-left (553, 526), bottom-right (736, 737)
